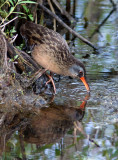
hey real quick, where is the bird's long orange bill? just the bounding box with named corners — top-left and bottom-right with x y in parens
top-left (80, 77), bottom-right (90, 92)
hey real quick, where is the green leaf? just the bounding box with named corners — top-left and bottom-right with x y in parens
top-left (9, 6), bottom-right (14, 13)
top-left (9, 58), bottom-right (14, 62)
top-left (6, 1), bottom-right (11, 7)
top-left (14, 55), bottom-right (19, 60)
top-left (12, 11), bottom-right (26, 15)
top-left (13, 0), bottom-right (17, 2)
top-left (9, 0), bottom-right (14, 6)
top-left (0, 10), bottom-right (8, 18)
top-left (28, 14), bottom-right (34, 21)
top-left (22, 5), bottom-right (29, 13)
top-left (10, 26), bottom-right (16, 34)
top-left (18, 1), bottom-right (37, 5)
top-left (18, 15), bottom-right (27, 19)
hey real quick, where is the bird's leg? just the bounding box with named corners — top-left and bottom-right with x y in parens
top-left (45, 72), bottom-right (56, 94)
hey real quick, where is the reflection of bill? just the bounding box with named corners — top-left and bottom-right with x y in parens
top-left (79, 92), bottom-right (90, 110)
top-left (74, 92), bottom-right (99, 147)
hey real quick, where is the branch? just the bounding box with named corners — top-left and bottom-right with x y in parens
top-left (52, 0), bottom-right (76, 24)
top-left (38, 3), bottom-right (98, 51)
top-left (0, 16), bottom-right (18, 28)
top-left (0, 31), bottom-right (8, 72)
top-left (0, 114), bottom-right (7, 127)
top-left (74, 121), bottom-right (100, 147)
top-left (47, 0), bottom-right (56, 31)
top-left (7, 41), bottom-right (39, 72)
top-left (89, 0), bottom-right (116, 39)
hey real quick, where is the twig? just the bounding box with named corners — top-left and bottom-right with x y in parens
top-left (19, 49), bottom-right (39, 70)
top-left (7, 41), bottom-right (39, 72)
top-left (10, 34), bottom-right (18, 44)
top-left (25, 69), bottom-right (47, 88)
top-left (52, 0), bottom-right (76, 23)
top-left (0, 0), bottom-right (20, 25)
top-left (47, 0), bottom-right (56, 31)
top-left (0, 16), bottom-right (18, 28)
top-left (110, 0), bottom-right (116, 8)
top-left (0, 114), bottom-right (7, 127)
top-left (0, 32), bottom-right (8, 71)
top-left (19, 68), bottom-right (47, 88)
top-left (74, 121), bottom-right (100, 147)
top-left (38, 3), bottom-right (97, 51)
top-left (72, 0), bottom-right (76, 16)
top-left (89, 0), bottom-right (116, 39)
top-left (0, 16), bottom-right (2, 21)
top-left (19, 133), bottom-right (27, 160)
top-left (3, 35), bottom-right (8, 71)
top-left (88, 136), bottom-right (100, 147)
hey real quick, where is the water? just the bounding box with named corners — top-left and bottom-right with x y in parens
top-left (1, 0), bottom-right (118, 159)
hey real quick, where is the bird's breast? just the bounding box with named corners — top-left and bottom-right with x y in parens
top-left (32, 44), bottom-right (66, 75)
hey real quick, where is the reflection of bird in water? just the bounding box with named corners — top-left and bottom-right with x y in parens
top-left (20, 21), bottom-right (90, 94)
top-left (23, 94), bottom-right (88, 145)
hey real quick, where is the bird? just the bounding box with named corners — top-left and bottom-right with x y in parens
top-left (20, 21), bottom-right (90, 94)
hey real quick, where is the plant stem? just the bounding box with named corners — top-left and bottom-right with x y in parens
top-left (0, 1), bottom-right (18, 25)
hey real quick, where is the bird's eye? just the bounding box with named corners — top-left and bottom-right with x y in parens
top-left (79, 71), bottom-right (83, 77)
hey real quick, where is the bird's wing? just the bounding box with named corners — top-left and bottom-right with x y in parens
top-left (20, 21), bottom-right (70, 55)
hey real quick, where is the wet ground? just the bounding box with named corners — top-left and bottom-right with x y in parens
top-left (0, 0), bottom-right (118, 159)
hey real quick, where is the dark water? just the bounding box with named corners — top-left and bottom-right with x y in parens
top-left (1, 0), bottom-right (118, 159)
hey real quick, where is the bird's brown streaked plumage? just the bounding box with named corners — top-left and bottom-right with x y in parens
top-left (20, 21), bottom-right (90, 92)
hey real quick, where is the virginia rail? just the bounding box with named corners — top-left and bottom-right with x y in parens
top-left (20, 21), bottom-right (90, 93)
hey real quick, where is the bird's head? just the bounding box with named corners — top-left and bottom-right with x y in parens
top-left (69, 63), bottom-right (90, 92)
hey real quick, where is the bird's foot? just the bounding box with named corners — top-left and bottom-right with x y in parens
top-left (45, 74), bottom-right (56, 95)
